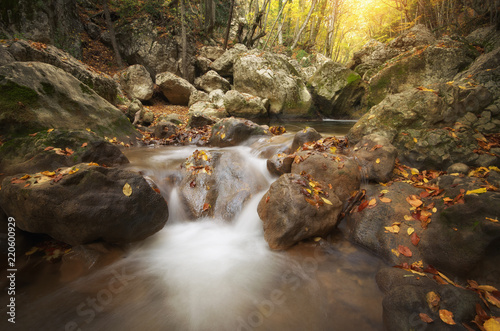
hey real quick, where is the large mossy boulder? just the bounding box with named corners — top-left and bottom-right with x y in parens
top-left (0, 62), bottom-right (140, 142)
top-left (5, 39), bottom-right (119, 103)
top-left (233, 49), bottom-right (313, 119)
top-left (308, 61), bottom-right (366, 119)
top-left (0, 164), bottom-right (168, 245)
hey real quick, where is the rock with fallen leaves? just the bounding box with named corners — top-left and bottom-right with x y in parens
top-left (194, 70), bottom-right (231, 93)
top-left (0, 62), bottom-right (140, 142)
top-left (209, 117), bottom-right (271, 147)
top-left (291, 150), bottom-right (361, 203)
top-left (257, 173), bottom-right (342, 250)
top-left (179, 149), bottom-right (267, 221)
top-left (156, 71), bottom-right (197, 106)
top-left (267, 153), bottom-right (295, 177)
top-left (291, 127), bottom-right (323, 152)
top-left (0, 163), bottom-right (168, 245)
top-left (118, 64), bottom-right (154, 101)
top-left (152, 121), bottom-right (179, 140)
top-left (351, 134), bottom-right (398, 182)
top-left (0, 129), bottom-right (129, 179)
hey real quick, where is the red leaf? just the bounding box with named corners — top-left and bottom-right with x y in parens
top-left (358, 200), bottom-right (369, 212)
top-left (411, 232), bottom-right (421, 246)
top-left (190, 180), bottom-right (196, 188)
top-left (419, 313), bottom-right (434, 323)
top-left (52, 174), bottom-right (64, 183)
top-left (398, 245), bottom-right (412, 257)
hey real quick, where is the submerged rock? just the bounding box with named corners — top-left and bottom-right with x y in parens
top-left (0, 164), bottom-right (168, 245)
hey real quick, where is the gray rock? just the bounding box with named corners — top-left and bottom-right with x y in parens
top-left (446, 163), bottom-right (469, 174)
top-left (291, 127), bottom-right (322, 152)
top-left (199, 46), bottom-right (225, 61)
top-left (209, 89), bottom-right (226, 108)
top-left (351, 134), bottom-right (398, 183)
top-left (188, 90), bottom-right (210, 107)
top-left (118, 64), bottom-right (154, 101)
top-left (210, 43), bottom-right (248, 77)
top-left (188, 101), bottom-right (228, 119)
top-left (223, 90), bottom-right (268, 119)
top-left (209, 117), bottom-right (271, 147)
top-left (194, 70), bottom-right (231, 93)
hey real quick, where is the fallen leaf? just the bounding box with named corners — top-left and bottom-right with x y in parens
top-left (41, 171), bottom-right (56, 177)
top-left (52, 174), bottom-right (63, 183)
top-left (484, 318), bottom-right (500, 331)
top-left (358, 200), bottom-right (369, 212)
top-left (439, 309), bottom-right (456, 325)
top-left (419, 313), bottom-right (434, 323)
top-left (407, 227), bottom-right (415, 235)
top-left (368, 114), bottom-right (375, 120)
top-left (29, 133), bottom-right (38, 137)
top-left (25, 247), bottom-right (39, 256)
top-left (202, 203), bottom-right (210, 212)
top-left (44, 146), bottom-right (54, 151)
top-left (321, 197), bottom-right (333, 205)
top-left (123, 183), bottom-right (132, 197)
top-left (404, 215), bottom-right (413, 221)
top-left (380, 189), bottom-right (389, 194)
top-left (411, 232), bottom-right (420, 246)
top-left (437, 271), bottom-right (456, 286)
top-left (406, 195), bottom-right (423, 207)
top-left (426, 291), bottom-right (441, 310)
top-left (221, 133), bottom-right (226, 139)
top-left (369, 198), bottom-right (377, 206)
top-left (466, 188), bottom-right (487, 195)
top-left (486, 217), bottom-right (498, 223)
top-left (385, 225), bottom-right (400, 233)
top-left (391, 248), bottom-right (400, 257)
top-left (486, 292), bottom-right (500, 308)
top-left (68, 168), bottom-right (79, 175)
top-left (20, 174), bottom-right (31, 180)
top-left (47, 128), bottom-right (54, 133)
top-left (376, 158), bottom-right (381, 164)
top-left (380, 197), bottom-right (392, 203)
top-left (398, 244), bottom-right (412, 257)
top-left (330, 146), bottom-right (337, 154)
top-left (87, 162), bottom-right (99, 166)
top-left (414, 138), bottom-right (418, 143)
top-left (86, 128), bottom-right (92, 132)
top-left (81, 142), bottom-right (88, 148)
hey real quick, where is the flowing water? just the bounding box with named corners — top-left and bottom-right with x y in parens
top-left (4, 121), bottom-right (385, 330)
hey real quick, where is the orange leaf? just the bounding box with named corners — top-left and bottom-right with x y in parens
top-left (202, 203), bottom-right (210, 212)
top-left (44, 146), bottom-right (54, 151)
top-left (358, 200), bottom-right (369, 212)
top-left (439, 309), bottom-right (456, 325)
top-left (369, 198), bottom-right (377, 206)
top-left (406, 195), bottom-right (423, 207)
top-left (81, 142), bottom-right (88, 148)
top-left (426, 291), bottom-right (440, 310)
top-left (398, 244), bottom-right (412, 257)
top-left (29, 133), bottom-right (38, 137)
top-left (380, 197), bottom-right (392, 203)
top-left (419, 313), bottom-right (434, 323)
top-left (411, 232), bottom-right (420, 246)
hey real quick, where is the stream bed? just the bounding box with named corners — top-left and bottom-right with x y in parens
top-left (6, 121), bottom-right (387, 330)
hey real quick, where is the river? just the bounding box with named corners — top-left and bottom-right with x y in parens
top-left (8, 121), bottom-right (385, 330)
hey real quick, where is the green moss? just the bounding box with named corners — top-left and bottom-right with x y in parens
top-left (79, 83), bottom-right (94, 95)
top-left (41, 82), bottom-right (56, 96)
top-left (346, 72), bottom-right (361, 85)
top-left (0, 81), bottom-right (39, 108)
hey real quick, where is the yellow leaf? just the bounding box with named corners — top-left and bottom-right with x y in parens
top-left (376, 158), bottom-right (381, 164)
top-left (426, 291), bottom-right (441, 310)
top-left (486, 292), bottom-right (500, 308)
top-left (123, 183), bottom-right (132, 197)
top-left (446, 81), bottom-right (454, 85)
top-left (86, 128), bottom-right (92, 132)
top-left (380, 197), bottom-right (392, 203)
top-left (391, 249), bottom-right (400, 257)
top-left (321, 197), bottom-right (333, 205)
top-left (407, 227), bottom-right (415, 235)
top-left (47, 128), bottom-right (54, 133)
top-left (69, 168), bottom-right (79, 175)
top-left (380, 190), bottom-right (389, 194)
top-left (87, 162), bottom-right (99, 166)
top-left (221, 133), bottom-right (226, 139)
top-left (330, 146), bottom-right (337, 154)
top-left (458, 85), bottom-right (467, 90)
top-left (41, 171), bottom-right (56, 177)
top-left (385, 225), bottom-right (400, 233)
top-left (413, 138), bottom-right (418, 143)
top-left (404, 215), bottom-right (413, 221)
top-left (489, 166), bottom-right (500, 173)
top-left (25, 247), bottom-right (38, 256)
top-left (20, 174), bottom-right (31, 180)
top-left (437, 272), bottom-right (456, 286)
top-left (439, 309), bottom-right (456, 325)
top-left (368, 114), bottom-right (375, 120)
top-left (411, 168), bottom-right (419, 175)
top-left (477, 285), bottom-right (499, 292)
top-left (369, 198), bottom-right (377, 206)
top-left (486, 217), bottom-right (498, 223)
top-left (432, 207), bottom-right (437, 213)
top-left (313, 237), bottom-right (322, 242)
top-left (484, 318), bottom-right (500, 331)
top-left (466, 188), bottom-right (487, 195)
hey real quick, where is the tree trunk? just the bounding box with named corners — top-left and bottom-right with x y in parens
top-left (180, 0), bottom-right (188, 79)
top-left (290, 0), bottom-right (317, 50)
top-left (204, 0), bottom-right (216, 36)
top-left (103, 0), bottom-right (123, 68)
top-left (223, 0), bottom-right (236, 49)
top-left (263, 0), bottom-right (289, 50)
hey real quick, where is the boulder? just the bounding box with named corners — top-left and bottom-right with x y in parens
top-left (209, 89), bottom-right (225, 108)
top-left (210, 43), bottom-right (248, 77)
top-left (188, 90), bottom-right (210, 107)
top-left (188, 114), bottom-right (216, 128)
top-left (266, 153), bottom-right (294, 177)
top-left (466, 25), bottom-right (500, 53)
top-left (6, 39), bottom-right (119, 103)
top-left (0, 0), bottom-right (84, 58)
top-left (290, 127), bottom-right (322, 152)
top-left (233, 49), bottom-right (312, 118)
top-left (152, 121), bottom-right (178, 139)
top-left (367, 38), bottom-right (478, 107)
top-left (209, 117), bottom-right (271, 147)
top-left (0, 46), bottom-right (15, 66)
top-left (291, 151), bottom-right (361, 202)
top-left (199, 46), bottom-right (225, 61)
top-left (195, 56), bottom-right (212, 75)
top-left (0, 130), bottom-right (129, 178)
top-left (115, 17), bottom-right (196, 81)
top-left (0, 164), bottom-right (168, 245)
top-left (194, 70), bottom-right (231, 93)
top-left (351, 134), bottom-right (398, 183)
top-left (223, 90), bottom-right (268, 119)
top-left (257, 173), bottom-right (343, 250)
top-left (0, 62), bottom-right (139, 142)
top-left (308, 61), bottom-right (365, 119)
top-left (188, 101), bottom-right (228, 119)
top-left (118, 64), bottom-right (154, 101)
top-left (156, 71), bottom-right (197, 105)
top-left (179, 149), bottom-right (268, 221)
top-left (127, 99), bottom-right (144, 122)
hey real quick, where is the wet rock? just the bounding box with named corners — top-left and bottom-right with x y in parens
top-left (0, 164), bottom-right (168, 245)
top-left (194, 70), bottom-right (231, 93)
top-left (209, 117), bottom-right (271, 147)
top-left (0, 62), bottom-right (139, 142)
top-left (6, 39), bottom-right (118, 103)
top-left (223, 90), bottom-right (268, 119)
top-left (345, 182), bottom-right (424, 265)
top-left (351, 134), bottom-right (398, 183)
top-left (291, 151), bottom-right (360, 202)
top-left (210, 43), bottom-right (248, 77)
top-left (257, 173), bottom-right (342, 250)
top-left (267, 153), bottom-right (294, 177)
top-left (233, 49), bottom-right (312, 118)
top-left (291, 127), bottom-right (322, 152)
top-left (156, 71), bottom-right (197, 106)
top-left (308, 61), bottom-right (365, 119)
top-left (0, 130), bottom-right (129, 178)
top-left (179, 149), bottom-right (267, 221)
top-left (118, 64), bottom-right (154, 101)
